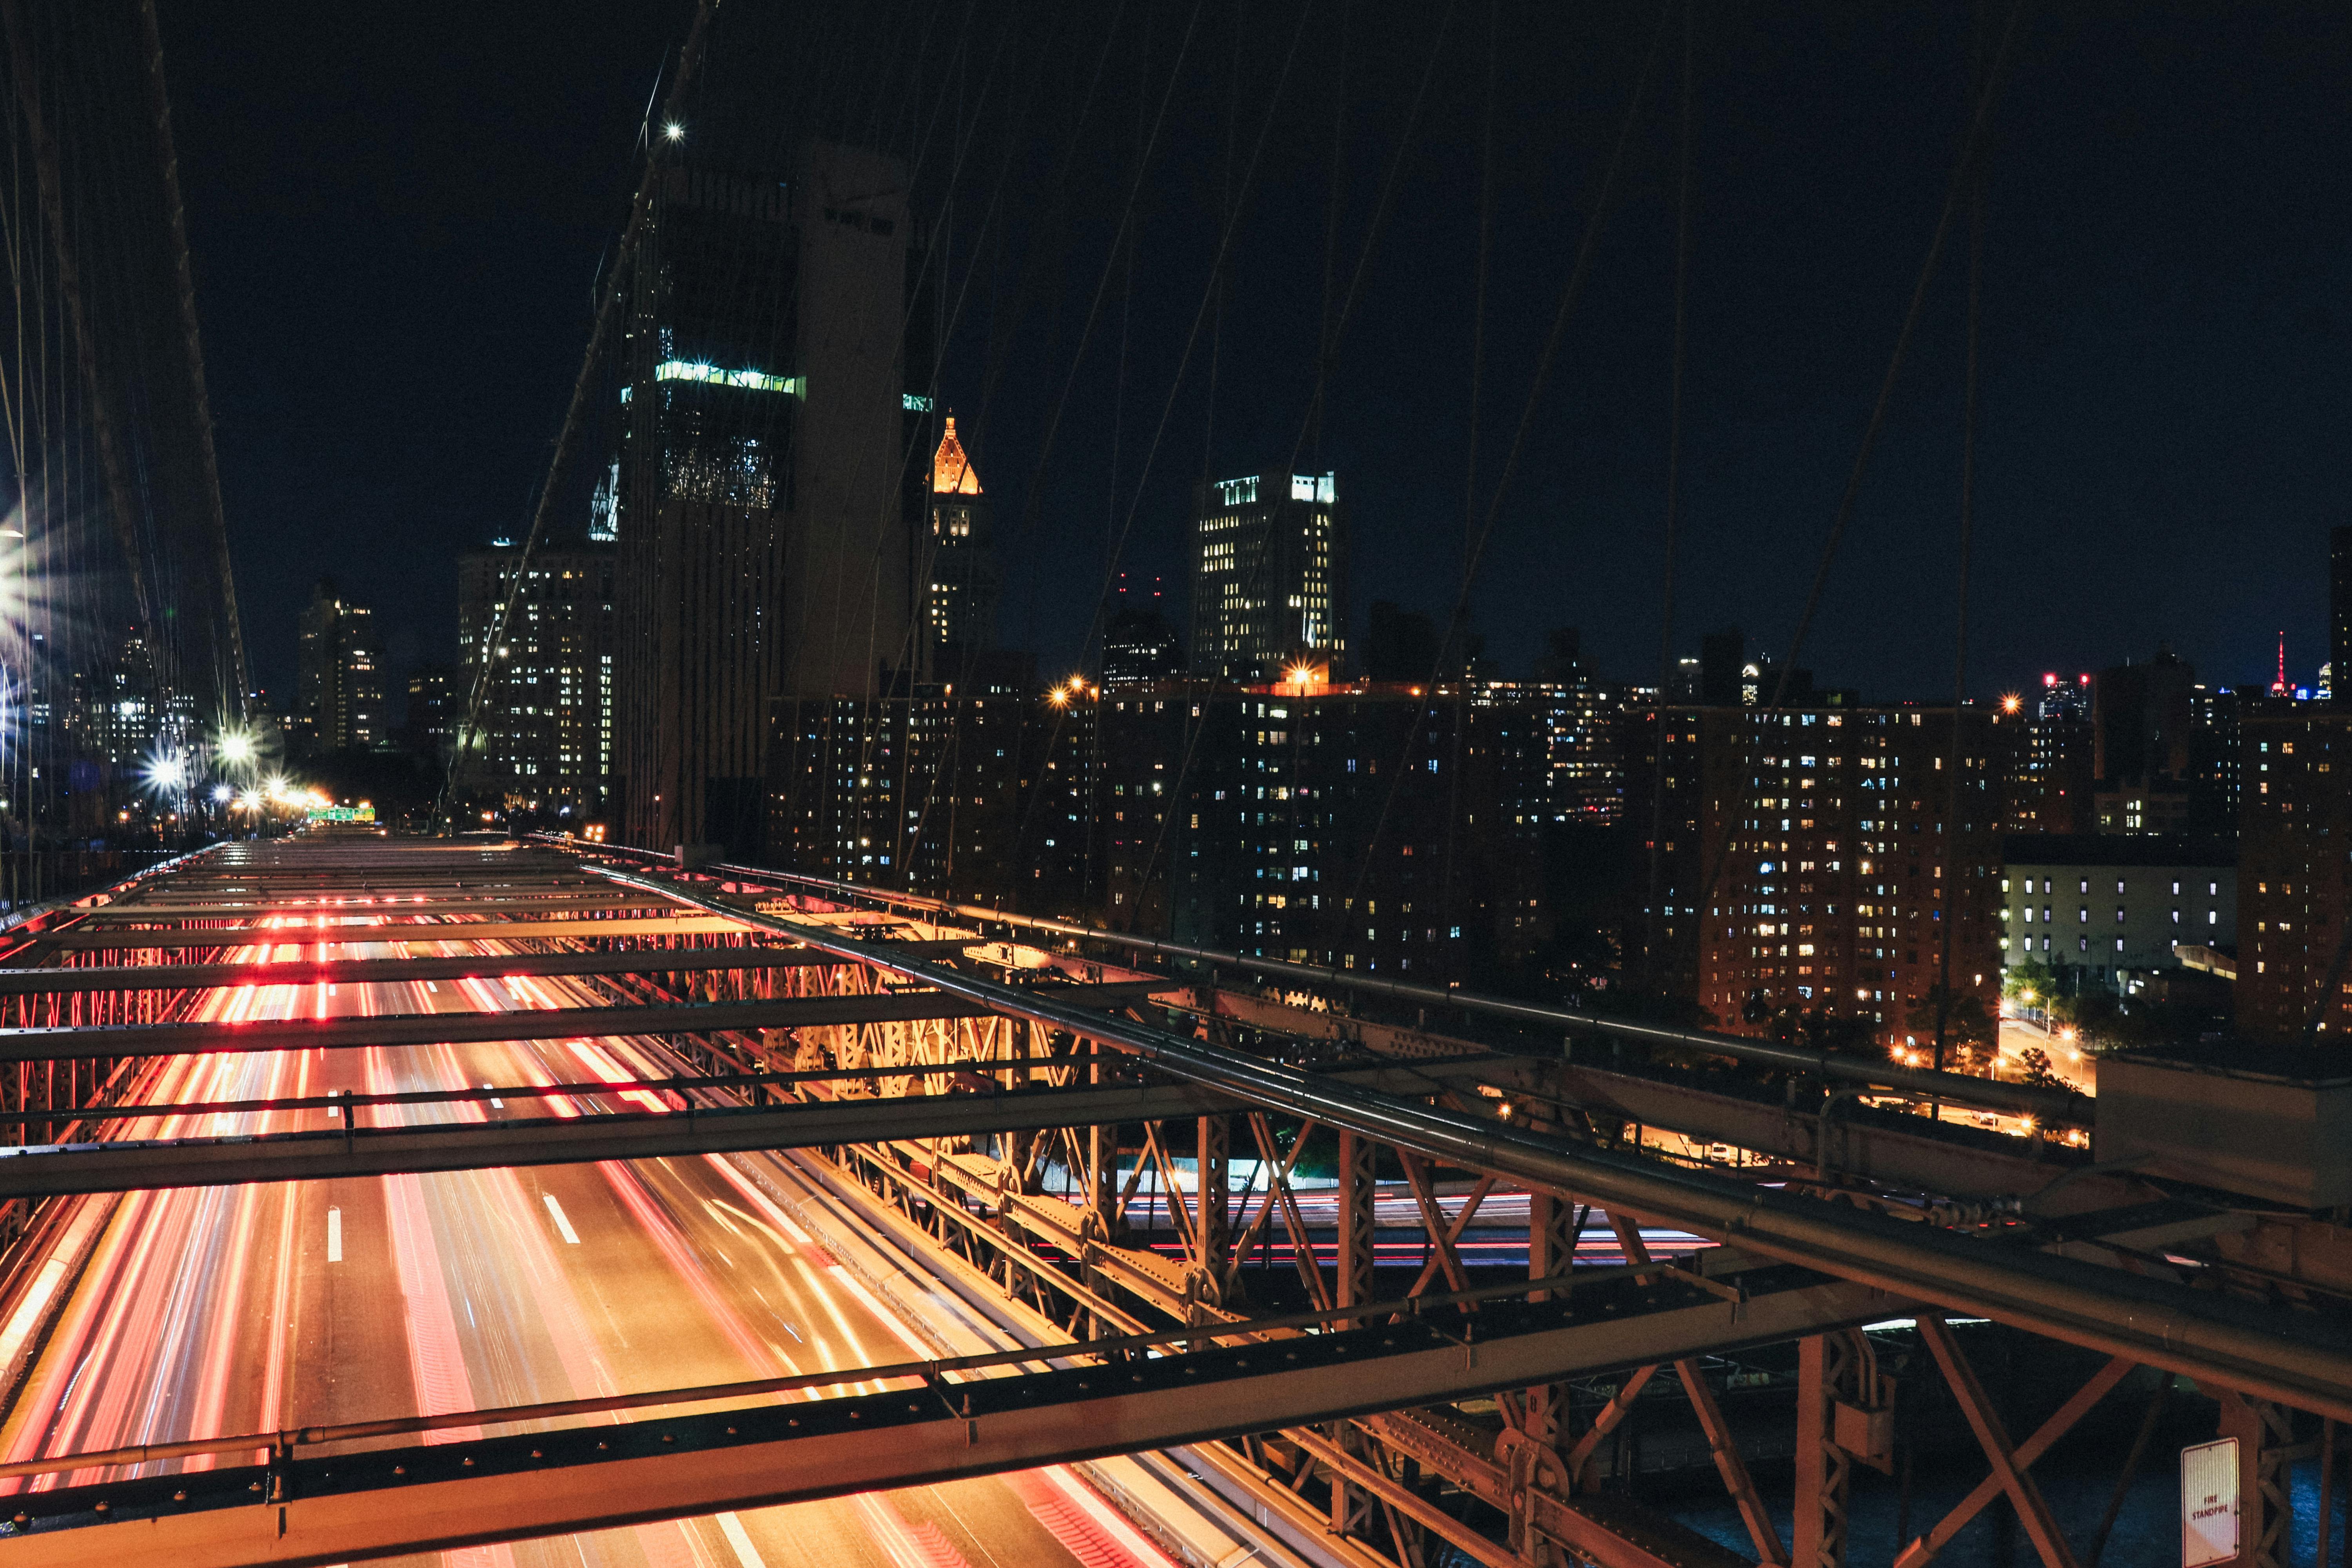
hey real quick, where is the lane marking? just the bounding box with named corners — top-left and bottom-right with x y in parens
top-left (484, 1083), bottom-right (504, 1109)
top-left (543, 1193), bottom-right (581, 1245)
top-left (716, 1512), bottom-right (769, 1567)
top-left (326, 1206), bottom-right (342, 1263)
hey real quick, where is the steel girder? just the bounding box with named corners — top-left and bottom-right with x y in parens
top-left (78, 896), bottom-right (664, 918)
top-left (25, 916), bottom-right (751, 949)
top-left (609, 865), bottom-right (2352, 1425)
top-left (0, 1079), bottom-right (1256, 1197)
top-left (0, 984), bottom-right (1162, 1062)
top-left (0, 1264), bottom-right (1897, 1567)
top-left (0, 942), bottom-right (975, 995)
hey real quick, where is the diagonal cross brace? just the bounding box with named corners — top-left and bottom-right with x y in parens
top-left (1893, 1350), bottom-right (2134, 1566)
top-left (1913, 1314), bottom-right (2090, 1568)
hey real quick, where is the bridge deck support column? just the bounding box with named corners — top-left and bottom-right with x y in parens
top-left (1335, 1129), bottom-right (1374, 1321)
top-left (1524, 1192), bottom-right (1572, 1453)
top-left (1793, 1334), bottom-right (1850, 1568)
top-left (1196, 1111), bottom-right (1229, 1292)
top-left (1329, 1129), bottom-right (1377, 1545)
top-left (2217, 1389), bottom-right (2294, 1568)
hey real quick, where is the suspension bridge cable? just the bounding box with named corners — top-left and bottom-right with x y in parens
top-left (1935, 2), bottom-right (1993, 1072)
top-left (135, 0), bottom-right (245, 724)
top-left (1117, 0), bottom-right (1463, 928)
top-left (1677, 0), bottom-right (2031, 1027)
top-left (1334, 0), bottom-right (1671, 934)
top-left (1642, 0), bottom-right (1695, 991)
top-left (1008, 0), bottom-right (1326, 881)
top-left (436, 0), bottom-right (718, 832)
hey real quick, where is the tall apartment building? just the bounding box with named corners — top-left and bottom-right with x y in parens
top-left (1628, 704), bottom-right (2008, 1045)
top-left (613, 143), bottom-right (933, 859)
top-left (456, 543), bottom-right (615, 815)
top-left (1129, 682), bottom-right (1546, 979)
top-left (2092, 646), bottom-right (2196, 834)
top-left (2237, 706), bottom-right (2351, 1041)
top-left (1188, 472), bottom-right (1345, 682)
top-left (765, 671), bottom-right (1033, 900)
top-left (294, 578), bottom-right (384, 753)
top-left (401, 663), bottom-right (461, 760)
top-left (769, 673), bottom-right (1557, 985)
top-left (2004, 673), bottom-right (2095, 835)
top-left (2187, 684), bottom-right (2241, 838)
top-left (1524, 679), bottom-right (1626, 824)
top-left (922, 416), bottom-right (1000, 679)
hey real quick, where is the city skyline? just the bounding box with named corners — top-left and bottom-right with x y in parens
top-left (1, 10), bottom-right (2349, 1567)
top-left (151, 3), bottom-right (2352, 716)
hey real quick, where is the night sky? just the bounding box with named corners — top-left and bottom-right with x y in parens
top-left (161, 2), bottom-right (2352, 715)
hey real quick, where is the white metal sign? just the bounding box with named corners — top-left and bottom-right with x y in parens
top-left (2181, 1437), bottom-right (2239, 1568)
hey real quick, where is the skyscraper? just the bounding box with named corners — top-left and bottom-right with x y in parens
top-left (612, 143), bottom-right (932, 857)
top-left (402, 663), bottom-right (460, 761)
top-left (1188, 472), bottom-right (1345, 682)
top-left (1102, 577), bottom-right (1184, 689)
top-left (922, 416), bottom-right (998, 678)
top-left (457, 542), bottom-right (615, 816)
top-left (295, 578), bottom-right (383, 753)
top-left (2003, 672), bottom-right (2095, 835)
top-left (2092, 645), bottom-right (2195, 833)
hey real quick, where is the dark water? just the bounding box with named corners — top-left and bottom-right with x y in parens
top-left (1665, 1455), bottom-right (2340, 1567)
top-left (1425, 1455), bottom-right (2342, 1567)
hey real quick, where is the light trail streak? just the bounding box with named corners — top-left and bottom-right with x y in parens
top-left (0, 867), bottom-right (1161, 1567)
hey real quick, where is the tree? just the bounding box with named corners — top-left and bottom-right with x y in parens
top-left (1904, 984), bottom-right (1997, 1073)
top-left (2003, 956), bottom-right (2056, 1008)
top-left (2015, 1045), bottom-right (2064, 1090)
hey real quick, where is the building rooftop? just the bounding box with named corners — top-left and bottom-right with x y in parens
top-left (1999, 832), bottom-right (2235, 868)
top-left (931, 416), bottom-right (982, 495)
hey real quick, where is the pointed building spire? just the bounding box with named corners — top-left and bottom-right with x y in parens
top-left (931, 415), bottom-right (983, 496)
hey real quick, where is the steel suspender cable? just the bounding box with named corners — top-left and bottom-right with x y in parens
top-left (135, 0), bottom-right (246, 723)
top-left (1669, 0), bottom-right (2031, 1036)
top-left (1644, 0), bottom-right (1694, 993)
top-left (1936, 16), bottom-right (1993, 1076)
top-left (437, 0), bottom-right (718, 833)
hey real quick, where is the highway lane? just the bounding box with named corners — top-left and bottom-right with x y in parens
top-left (0, 921), bottom-right (1191, 1568)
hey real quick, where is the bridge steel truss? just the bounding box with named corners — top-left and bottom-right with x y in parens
top-left (0, 837), bottom-right (2341, 1568)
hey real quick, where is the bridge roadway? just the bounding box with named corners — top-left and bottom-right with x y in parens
top-left (0, 844), bottom-right (1242, 1568)
top-left (13, 834), bottom-right (2352, 1567)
